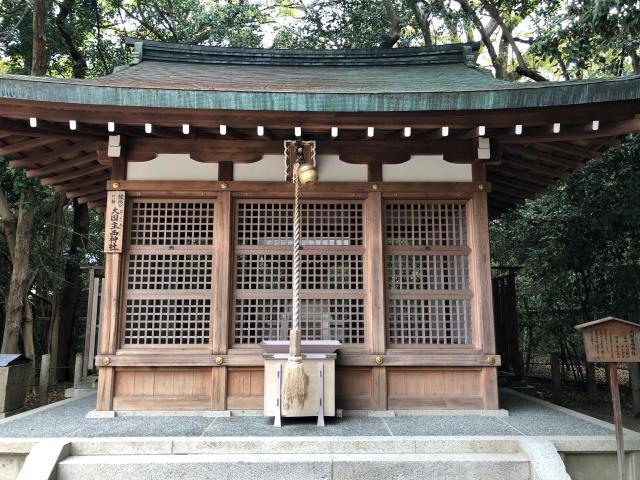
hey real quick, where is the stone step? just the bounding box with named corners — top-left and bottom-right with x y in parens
top-left (57, 452), bottom-right (530, 480)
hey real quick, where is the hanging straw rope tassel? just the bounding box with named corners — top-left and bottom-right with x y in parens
top-left (282, 161), bottom-right (308, 410)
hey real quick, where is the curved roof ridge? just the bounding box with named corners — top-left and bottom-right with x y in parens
top-left (123, 37), bottom-right (481, 67)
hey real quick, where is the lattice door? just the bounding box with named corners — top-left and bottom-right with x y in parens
top-left (234, 199), bottom-right (365, 345)
top-left (122, 199), bottom-right (215, 346)
top-left (385, 201), bottom-right (473, 345)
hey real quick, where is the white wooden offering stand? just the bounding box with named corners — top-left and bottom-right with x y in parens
top-left (261, 340), bottom-right (340, 427)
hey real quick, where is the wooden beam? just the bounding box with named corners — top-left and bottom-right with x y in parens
top-left (0, 136), bottom-right (60, 156)
top-left (502, 155), bottom-right (571, 179)
top-left (538, 142), bottom-right (602, 160)
top-left (218, 161), bottom-right (233, 181)
top-left (66, 182), bottom-right (107, 199)
top-left (490, 180), bottom-right (536, 199)
top-left (503, 144), bottom-right (584, 170)
top-left (9, 140), bottom-right (97, 168)
top-left (488, 174), bottom-right (542, 194)
top-left (88, 200), bottom-right (107, 210)
top-left (488, 165), bottom-right (553, 186)
top-left (77, 191), bottom-right (107, 204)
top-left (53, 173), bottom-right (110, 193)
top-left (26, 153), bottom-right (98, 178)
top-left (41, 163), bottom-right (108, 185)
top-left (497, 116), bottom-right (640, 144)
top-left (0, 117), bottom-right (104, 142)
top-left (1, 97), bottom-right (639, 130)
top-left (106, 180), bottom-right (489, 196)
top-left (367, 162), bottom-right (382, 182)
top-left (124, 136), bottom-right (476, 163)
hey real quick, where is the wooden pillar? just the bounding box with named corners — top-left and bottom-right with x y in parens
top-left (96, 156), bottom-right (126, 411)
top-left (212, 189), bottom-right (232, 409)
top-left (470, 164), bottom-right (498, 409)
top-left (365, 189), bottom-right (387, 409)
top-left (82, 267), bottom-right (96, 378)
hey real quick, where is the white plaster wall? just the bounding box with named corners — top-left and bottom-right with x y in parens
top-left (317, 155), bottom-right (367, 182)
top-left (382, 155), bottom-right (472, 182)
top-left (126, 154), bottom-right (218, 181)
top-left (233, 155), bottom-right (286, 181)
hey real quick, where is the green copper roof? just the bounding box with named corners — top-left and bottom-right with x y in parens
top-left (0, 40), bottom-right (639, 112)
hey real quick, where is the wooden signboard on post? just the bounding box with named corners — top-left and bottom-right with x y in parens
top-left (576, 317), bottom-right (640, 480)
top-left (104, 190), bottom-right (126, 253)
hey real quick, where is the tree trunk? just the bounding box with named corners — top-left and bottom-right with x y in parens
top-left (410, 1), bottom-right (432, 46)
top-left (22, 300), bottom-right (36, 388)
top-left (30, 0), bottom-right (47, 76)
top-left (1, 194), bottom-right (34, 353)
top-left (56, 200), bottom-right (89, 382)
top-left (46, 193), bottom-right (67, 385)
top-left (380, 0), bottom-right (401, 48)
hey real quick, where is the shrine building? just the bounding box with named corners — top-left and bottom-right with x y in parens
top-left (1, 39), bottom-right (639, 412)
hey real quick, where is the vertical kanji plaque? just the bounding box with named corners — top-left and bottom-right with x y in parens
top-left (104, 190), bottom-right (126, 253)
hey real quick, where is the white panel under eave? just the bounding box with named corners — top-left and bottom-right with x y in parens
top-left (234, 155), bottom-right (286, 181)
top-left (317, 155), bottom-right (367, 182)
top-left (382, 155), bottom-right (472, 182)
top-left (126, 154), bottom-right (218, 181)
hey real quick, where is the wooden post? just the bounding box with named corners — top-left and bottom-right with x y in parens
top-left (365, 190), bottom-right (387, 410)
top-left (470, 164), bottom-right (498, 409)
top-left (38, 354), bottom-right (50, 407)
top-left (96, 159), bottom-right (126, 411)
top-left (82, 268), bottom-right (96, 378)
top-left (608, 362), bottom-right (626, 480)
top-left (550, 351), bottom-right (562, 401)
top-left (629, 363), bottom-right (640, 417)
top-left (73, 353), bottom-right (83, 388)
top-left (586, 361), bottom-right (599, 403)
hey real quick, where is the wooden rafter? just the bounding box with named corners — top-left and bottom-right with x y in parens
top-left (501, 155), bottom-right (570, 179)
top-left (537, 142), bottom-right (602, 160)
top-left (77, 191), bottom-right (107, 204)
top-left (502, 144), bottom-right (584, 170)
top-left (54, 173), bottom-right (111, 193)
top-left (0, 136), bottom-right (60, 156)
top-left (498, 116), bottom-right (640, 144)
top-left (26, 153), bottom-right (98, 178)
top-left (41, 163), bottom-right (109, 186)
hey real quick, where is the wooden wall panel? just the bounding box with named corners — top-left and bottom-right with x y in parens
top-left (226, 367), bottom-right (264, 409)
top-left (387, 368), bottom-right (484, 409)
top-left (113, 367), bottom-right (213, 410)
top-left (336, 367), bottom-right (374, 410)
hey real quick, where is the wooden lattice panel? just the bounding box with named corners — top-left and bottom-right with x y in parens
top-left (128, 253), bottom-right (212, 290)
top-left (236, 201), bottom-right (363, 246)
top-left (123, 298), bottom-right (211, 345)
top-left (387, 255), bottom-right (469, 291)
top-left (385, 200), bottom-right (472, 346)
top-left (236, 253), bottom-right (363, 290)
top-left (234, 199), bottom-right (365, 345)
top-left (129, 200), bottom-right (215, 246)
top-left (385, 202), bottom-right (467, 247)
top-left (387, 299), bottom-right (472, 345)
top-left (123, 198), bottom-right (214, 347)
top-left (234, 298), bottom-right (365, 344)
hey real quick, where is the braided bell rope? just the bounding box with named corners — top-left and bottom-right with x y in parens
top-left (292, 161), bottom-right (301, 332)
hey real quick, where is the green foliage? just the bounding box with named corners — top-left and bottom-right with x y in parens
top-left (491, 136), bottom-right (640, 350)
top-left (530, 0), bottom-right (640, 78)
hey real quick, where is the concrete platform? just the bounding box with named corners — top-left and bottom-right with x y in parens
top-left (1, 390), bottom-right (639, 480)
top-left (0, 390), bottom-right (623, 438)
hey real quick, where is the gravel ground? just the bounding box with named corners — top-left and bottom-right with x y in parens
top-left (523, 377), bottom-right (640, 433)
